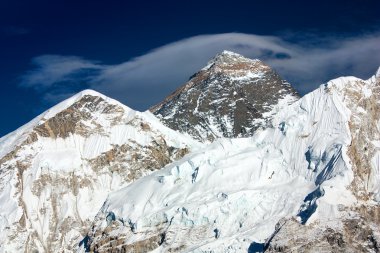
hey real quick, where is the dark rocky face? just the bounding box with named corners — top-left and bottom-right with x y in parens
top-left (150, 51), bottom-right (300, 142)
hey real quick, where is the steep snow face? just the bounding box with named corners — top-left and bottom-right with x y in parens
top-left (85, 72), bottom-right (360, 252)
top-left (264, 72), bottom-right (380, 253)
top-left (0, 90), bottom-right (201, 253)
top-left (151, 51), bottom-right (299, 142)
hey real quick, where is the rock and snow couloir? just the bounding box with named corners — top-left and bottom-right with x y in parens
top-left (0, 89), bottom-right (201, 252)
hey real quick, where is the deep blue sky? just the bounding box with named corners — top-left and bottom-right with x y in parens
top-left (1, 0), bottom-right (380, 137)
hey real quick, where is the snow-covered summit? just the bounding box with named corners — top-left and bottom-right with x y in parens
top-left (0, 89), bottom-right (136, 160)
top-left (41, 89), bottom-right (134, 121)
top-left (202, 50), bottom-right (261, 71)
top-left (151, 51), bottom-right (299, 142)
top-left (219, 50), bottom-right (242, 57)
top-left (1, 89), bottom-right (127, 141)
top-left (0, 89), bottom-right (201, 252)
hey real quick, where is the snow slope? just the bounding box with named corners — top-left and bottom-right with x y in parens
top-left (266, 72), bottom-right (380, 252)
top-left (84, 70), bottom-right (380, 252)
top-left (0, 90), bottom-right (202, 252)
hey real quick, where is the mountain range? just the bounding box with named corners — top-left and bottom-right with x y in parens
top-left (0, 51), bottom-right (379, 253)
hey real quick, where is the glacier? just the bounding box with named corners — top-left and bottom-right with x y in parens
top-left (84, 71), bottom-right (380, 252)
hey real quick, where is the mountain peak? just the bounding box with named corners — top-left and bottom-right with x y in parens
top-left (202, 50), bottom-right (262, 71)
top-left (41, 89), bottom-right (132, 122)
top-left (151, 52), bottom-right (299, 141)
top-left (216, 50), bottom-right (245, 59)
top-left (213, 50), bottom-right (256, 61)
top-left (0, 89), bottom-right (134, 147)
top-left (75, 88), bottom-right (105, 98)
top-left (376, 66), bottom-right (380, 78)
top-left (0, 88), bottom-right (199, 252)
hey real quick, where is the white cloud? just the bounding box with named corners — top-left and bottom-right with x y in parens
top-left (20, 32), bottom-right (380, 110)
top-left (20, 55), bottom-right (104, 90)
